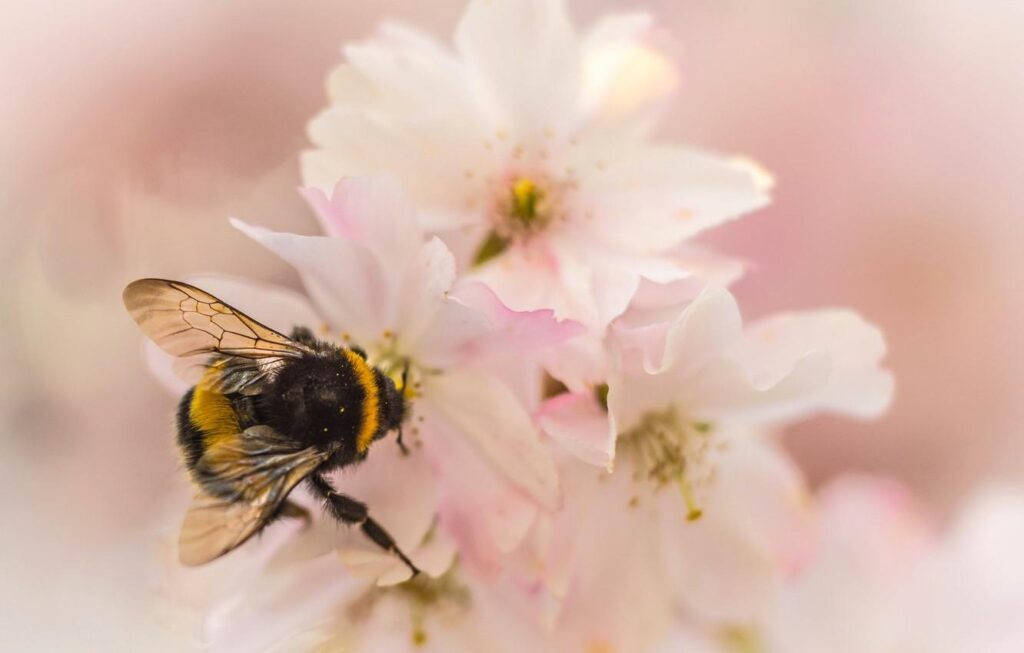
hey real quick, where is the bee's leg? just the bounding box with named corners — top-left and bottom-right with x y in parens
top-left (306, 474), bottom-right (421, 577)
top-left (396, 424), bottom-right (409, 456)
top-left (396, 360), bottom-right (410, 456)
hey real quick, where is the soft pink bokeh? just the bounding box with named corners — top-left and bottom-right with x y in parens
top-left (2, 0), bottom-right (1021, 650)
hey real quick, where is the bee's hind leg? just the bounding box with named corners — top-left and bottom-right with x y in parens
top-left (396, 360), bottom-right (411, 456)
top-left (306, 473), bottom-right (421, 577)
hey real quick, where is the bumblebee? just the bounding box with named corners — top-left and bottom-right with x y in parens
top-left (123, 278), bottom-right (419, 575)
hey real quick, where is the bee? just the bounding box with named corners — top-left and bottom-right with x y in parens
top-left (123, 278), bottom-right (419, 575)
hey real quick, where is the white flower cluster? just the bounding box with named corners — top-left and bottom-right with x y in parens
top-left (151, 2), bottom-right (1024, 652)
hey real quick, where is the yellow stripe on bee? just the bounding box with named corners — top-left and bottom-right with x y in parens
top-left (190, 365), bottom-right (240, 448)
top-left (343, 349), bottom-right (379, 453)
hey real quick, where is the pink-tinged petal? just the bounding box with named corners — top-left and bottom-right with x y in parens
top-left (341, 23), bottom-right (469, 117)
top-left (306, 25), bottom-right (486, 222)
top-left (536, 392), bottom-right (614, 469)
top-left (578, 144), bottom-right (770, 252)
top-left (606, 356), bottom-right (683, 436)
top-left (448, 281), bottom-right (586, 362)
top-left (204, 554), bottom-right (362, 653)
top-left (909, 486), bottom-right (1024, 653)
top-left (303, 111), bottom-right (482, 231)
top-left (687, 349), bottom-right (833, 424)
top-left (474, 243), bottom-right (635, 332)
top-left (734, 310), bottom-right (895, 420)
top-left (423, 371), bottom-right (561, 511)
top-left (455, 0), bottom-right (581, 140)
top-left (666, 430), bottom-right (811, 624)
top-left (417, 402), bottom-right (540, 574)
top-left (628, 246), bottom-right (748, 318)
top-left (299, 176), bottom-right (421, 263)
top-left (614, 286), bottom-right (743, 378)
top-left (763, 476), bottom-right (933, 653)
top-left (411, 298), bottom-right (493, 370)
top-left (590, 261), bottom-right (643, 330)
top-left (608, 289), bottom-right (747, 433)
top-left (396, 236), bottom-right (458, 347)
top-left (230, 219), bottom-right (390, 345)
top-left (651, 627), bottom-right (723, 653)
top-left (659, 286), bottom-right (744, 376)
top-left (579, 13), bottom-right (679, 132)
top-left (541, 332), bottom-right (608, 393)
top-left (537, 464), bottom-right (676, 653)
top-left (813, 475), bottom-right (933, 572)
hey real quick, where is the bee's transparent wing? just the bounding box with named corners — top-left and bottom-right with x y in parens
top-left (123, 278), bottom-right (310, 360)
top-left (178, 426), bottom-right (328, 566)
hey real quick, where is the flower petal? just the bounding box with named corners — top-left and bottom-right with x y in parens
top-left (303, 110), bottom-right (481, 231)
top-left (448, 281), bottom-right (586, 363)
top-left (230, 219), bottom-right (391, 345)
top-left (423, 370), bottom-right (561, 510)
top-left (541, 332), bottom-right (608, 393)
top-left (205, 555), bottom-right (362, 653)
top-left (417, 397), bottom-right (542, 574)
top-left (666, 429), bottom-right (811, 624)
top-left (299, 176), bottom-right (421, 262)
top-left (613, 286), bottom-right (743, 379)
top-left (536, 392), bottom-right (614, 469)
top-left (395, 236), bottom-right (459, 349)
top-left (455, 0), bottom-right (581, 140)
top-left (687, 348), bottom-right (834, 424)
top-left (577, 144), bottom-right (770, 252)
top-left (579, 13), bottom-right (679, 132)
top-left (733, 309), bottom-right (895, 420)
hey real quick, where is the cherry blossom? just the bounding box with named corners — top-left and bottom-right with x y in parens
top-left (530, 286), bottom-right (893, 644)
top-left (302, 0), bottom-right (770, 332)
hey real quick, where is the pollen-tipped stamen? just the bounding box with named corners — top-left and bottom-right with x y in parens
top-left (510, 178), bottom-right (542, 226)
top-left (618, 407), bottom-right (715, 518)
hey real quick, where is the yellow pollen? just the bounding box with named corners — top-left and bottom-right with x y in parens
top-left (511, 178), bottom-right (542, 224)
top-left (618, 408), bottom-right (716, 517)
top-left (412, 629), bottom-right (428, 647)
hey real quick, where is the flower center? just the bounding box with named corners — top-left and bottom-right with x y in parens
top-left (473, 173), bottom-right (574, 265)
top-left (721, 626), bottom-right (765, 653)
top-left (509, 177), bottom-right (544, 228)
top-left (617, 407), bottom-right (715, 520)
top-left (347, 566), bottom-right (471, 648)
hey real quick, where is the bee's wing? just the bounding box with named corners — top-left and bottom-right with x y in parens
top-left (123, 278), bottom-right (311, 360)
top-left (178, 426), bottom-right (328, 566)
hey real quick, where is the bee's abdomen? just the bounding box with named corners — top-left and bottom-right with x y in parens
top-left (176, 381), bottom-right (243, 473)
top-left (176, 388), bottom-right (206, 469)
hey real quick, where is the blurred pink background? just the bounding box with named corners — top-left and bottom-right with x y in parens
top-left (2, 0), bottom-right (1021, 649)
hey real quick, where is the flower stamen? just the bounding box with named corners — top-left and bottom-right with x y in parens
top-left (618, 407), bottom-right (715, 519)
top-left (510, 177), bottom-right (543, 226)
